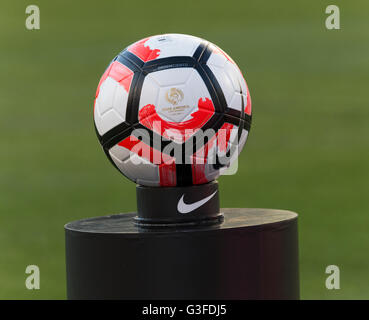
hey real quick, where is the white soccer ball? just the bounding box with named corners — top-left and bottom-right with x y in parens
top-left (94, 34), bottom-right (252, 187)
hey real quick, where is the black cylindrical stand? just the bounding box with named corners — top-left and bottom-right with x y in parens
top-left (65, 208), bottom-right (299, 299)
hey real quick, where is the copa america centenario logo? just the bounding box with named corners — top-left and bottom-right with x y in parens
top-left (166, 88), bottom-right (184, 105)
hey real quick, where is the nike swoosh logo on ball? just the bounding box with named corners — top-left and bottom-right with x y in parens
top-left (177, 191), bottom-right (217, 214)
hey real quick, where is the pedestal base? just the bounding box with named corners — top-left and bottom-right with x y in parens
top-left (65, 209), bottom-right (299, 299)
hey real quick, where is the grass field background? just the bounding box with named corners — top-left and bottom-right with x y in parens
top-left (0, 0), bottom-right (368, 299)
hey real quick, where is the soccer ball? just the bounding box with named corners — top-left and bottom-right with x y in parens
top-left (94, 34), bottom-right (252, 187)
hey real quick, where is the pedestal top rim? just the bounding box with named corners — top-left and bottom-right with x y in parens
top-left (65, 208), bottom-right (298, 235)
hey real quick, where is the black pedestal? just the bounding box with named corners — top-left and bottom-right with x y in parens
top-left (65, 208), bottom-right (299, 299)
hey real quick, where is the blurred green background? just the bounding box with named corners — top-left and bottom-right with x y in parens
top-left (0, 0), bottom-right (368, 299)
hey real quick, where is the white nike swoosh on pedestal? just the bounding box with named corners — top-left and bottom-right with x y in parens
top-left (177, 191), bottom-right (217, 214)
